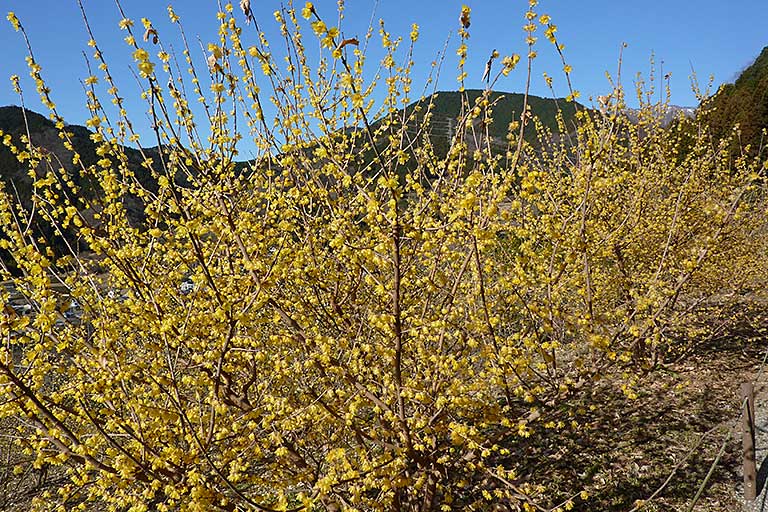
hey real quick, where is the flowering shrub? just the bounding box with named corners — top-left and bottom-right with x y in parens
top-left (1, 1), bottom-right (766, 511)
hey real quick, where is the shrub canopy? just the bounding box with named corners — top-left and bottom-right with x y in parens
top-left (1, 2), bottom-right (767, 511)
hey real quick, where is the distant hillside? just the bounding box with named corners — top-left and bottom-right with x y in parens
top-left (0, 106), bottom-right (163, 265)
top-left (0, 90), bottom-right (579, 197)
top-left (416, 89), bottom-right (579, 136)
top-left (374, 90), bottom-right (582, 153)
top-left (0, 106), bottom-right (161, 213)
top-left (703, 46), bottom-right (768, 158)
top-left (0, 106), bottom-right (96, 202)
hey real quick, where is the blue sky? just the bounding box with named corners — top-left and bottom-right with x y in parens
top-left (1, 0), bottom-right (767, 146)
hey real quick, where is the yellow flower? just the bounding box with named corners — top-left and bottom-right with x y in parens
top-left (138, 61), bottom-right (154, 78)
top-left (311, 20), bottom-right (326, 36)
top-left (302, 2), bottom-right (316, 19)
top-left (118, 17), bottom-right (133, 30)
top-left (167, 6), bottom-right (180, 23)
top-left (545, 24), bottom-right (558, 43)
top-left (410, 23), bottom-right (419, 42)
top-left (132, 48), bottom-right (149, 62)
top-left (207, 44), bottom-right (223, 59)
top-left (501, 54), bottom-right (520, 76)
top-left (7, 11), bottom-right (20, 31)
top-left (459, 5), bottom-right (471, 29)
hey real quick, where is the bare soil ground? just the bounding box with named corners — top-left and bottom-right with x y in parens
top-left (528, 306), bottom-right (768, 512)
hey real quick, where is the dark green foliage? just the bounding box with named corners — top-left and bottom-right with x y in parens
top-left (0, 106), bottom-right (99, 203)
top-left (0, 107), bottom-right (161, 267)
top-left (413, 89), bottom-right (580, 140)
top-left (0, 106), bottom-right (162, 209)
top-left (0, 105), bottom-right (53, 133)
top-left (375, 90), bottom-right (581, 151)
top-left (702, 46), bottom-right (768, 159)
top-left (360, 90), bottom-right (582, 175)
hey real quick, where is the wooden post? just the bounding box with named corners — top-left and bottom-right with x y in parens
top-left (742, 382), bottom-right (757, 501)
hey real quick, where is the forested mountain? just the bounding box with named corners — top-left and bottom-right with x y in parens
top-left (0, 90), bottom-right (579, 207)
top-left (703, 45), bottom-right (768, 157)
top-left (407, 89), bottom-right (580, 137)
top-left (0, 106), bottom-right (94, 202)
top-left (0, 105), bottom-right (159, 211)
top-left (0, 106), bottom-right (160, 262)
top-left (376, 89), bottom-right (582, 152)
